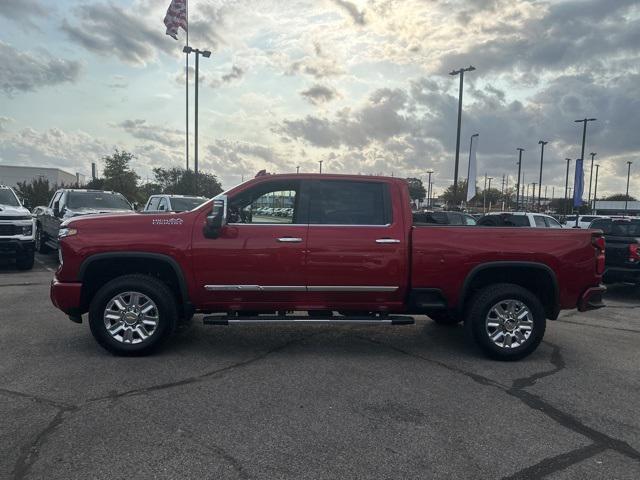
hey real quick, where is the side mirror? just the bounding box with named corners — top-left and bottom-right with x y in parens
top-left (132, 202), bottom-right (139, 211)
top-left (53, 200), bottom-right (61, 217)
top-left (203, 198), bottom-right (227, 239)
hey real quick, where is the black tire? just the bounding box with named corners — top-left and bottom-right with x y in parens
top-left (88, 274), bottom-right (177, 356)
top-left (16, 250), bottom-right (35, 270)
top-left (428, 311), bottom-right (461, 325)
top-left (35, 226), bottom-right (50, 254)
top-left (465, 283), bottom-right (546, 361)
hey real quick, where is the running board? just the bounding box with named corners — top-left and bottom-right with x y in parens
top-left (203, 315), bottom-right (415, 326)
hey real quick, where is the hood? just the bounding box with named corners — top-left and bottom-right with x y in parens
top-left (0, 204), bottom-right (31, 218)
top-left (62, 208), bottom-right (133, 221)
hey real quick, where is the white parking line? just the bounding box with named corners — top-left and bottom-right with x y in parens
top-left (35, 257), bottom-right (55, 273)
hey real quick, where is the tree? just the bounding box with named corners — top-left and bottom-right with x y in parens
top-left (15, 178), bottom-right (57, 209)
top-left (152, 167), bottom-right (223, 198)
top-left (441, 179), bottom-right (469, 208)
top-left (101, 149), bottom-right (141, 202)
top-left (604, 193), bottom-right (637, 201)
top-left (406, 177), bottom-right (426, 203)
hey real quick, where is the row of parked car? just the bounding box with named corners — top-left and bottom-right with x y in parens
top-left (254, 207), bottom-right (294, 217)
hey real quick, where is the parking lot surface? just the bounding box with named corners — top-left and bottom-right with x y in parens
top-left (1, 253), bottom-right (639, 479)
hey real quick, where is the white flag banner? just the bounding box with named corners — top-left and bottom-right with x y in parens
top-left (164, 0), bottom-right (188, 40)
top-left (466, 136), bottom-right (478, 202)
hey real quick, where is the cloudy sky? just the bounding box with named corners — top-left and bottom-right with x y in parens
top-left (1, 0), bottom-right (639, 197)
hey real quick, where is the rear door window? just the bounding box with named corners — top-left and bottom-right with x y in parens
top-left (534, 215), bottom-right (547, 227)
top-left (545, 217), bottom-right (562, 228)
top-left (448, 213), bottom-right (463, 225)
top-left (309, 180), bottom-right (391, 225)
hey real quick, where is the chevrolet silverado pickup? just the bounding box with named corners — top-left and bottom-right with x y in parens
top-left (0, 185), bottom-right (35, 270)
top-left (50, 174), bottom-right (606, 360)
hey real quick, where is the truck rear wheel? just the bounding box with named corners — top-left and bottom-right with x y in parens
top-left (88, 274), bottom-right (177, 356)
top-left (465, 283), bottom-right (545, 361)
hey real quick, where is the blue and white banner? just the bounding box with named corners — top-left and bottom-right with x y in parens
top-left (573, 158), bottom-right (584, 207)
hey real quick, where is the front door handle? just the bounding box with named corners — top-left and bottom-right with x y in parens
top-left (277, 237), bottom-right (303, 243)
top-left (376, 238), bottom-right (401, 244)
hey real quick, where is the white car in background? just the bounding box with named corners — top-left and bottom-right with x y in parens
top-left (478, 212), bottom-right (564, 228)
top-left (563, 215), bottom-right (610, 229)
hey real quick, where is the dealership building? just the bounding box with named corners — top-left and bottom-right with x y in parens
top-left (0, 165), bottom-right (85, 189)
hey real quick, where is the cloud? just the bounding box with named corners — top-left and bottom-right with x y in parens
top-left (107, 75), bottom-right (128, 89)
top-left (61, 2), bottom-right (175, 66)
top-left (300, 84), bottom-right (338, 105)
top-left (0, 42), bottom-right (81, 96)
top-left (113, 119), bottom-right (183, 148)
top-left (331, 0), bottom-right (365, 25)
top-left (287, 42), bottom-right (345, 79)
top-left (221, 65), bottom-right (244, 83)
top-left (0, 117), bottom-right (13, 132)
top-left (0, 0), bottom-right (47, 27)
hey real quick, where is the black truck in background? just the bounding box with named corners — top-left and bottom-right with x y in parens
top-left (33, 189), bottom-right (133, 252)
top-left (589, 217), bottom-right (640, 284)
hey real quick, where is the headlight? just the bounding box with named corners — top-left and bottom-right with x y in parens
top-left (58, 227), bottom-right (78, 239)
top-left (22, 224), bottom-right (33, 236)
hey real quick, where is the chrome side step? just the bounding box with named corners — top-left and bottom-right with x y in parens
top-left (202, 315), bottom-right (415, 326)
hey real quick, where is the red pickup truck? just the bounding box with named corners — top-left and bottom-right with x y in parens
top-left (50, 174), bottom-right (606, 360)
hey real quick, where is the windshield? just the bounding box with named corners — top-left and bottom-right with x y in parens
top-left (170, 197), bottom-right (206, 211)
top-left (66, 192), bottom-right (132, 210)
top-left (0, 189), bottom-right (20, 207)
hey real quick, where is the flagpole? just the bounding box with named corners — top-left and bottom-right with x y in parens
top-left (185, 0), bottom-right (189, 171)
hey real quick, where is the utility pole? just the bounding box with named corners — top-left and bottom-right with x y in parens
top-left (593, 164), bottom-right (600, 214)
top-left (449, 66), bottom-right (476, 206)
top-left (318, 160), bottom-right (323, 174)
top-left (587, 152), bottom-right (596, 209)
top-left (516, 148), bottom-right (524, 210)
top-left (296, 166), bottom-right (300, 174)
top-left (427, 170), bottom-right (433, 208)
top-left (466, 133), bottom-right (479, 202)
top-left (564, 158), bottom-right (571, 216)
top-left (625, 161), bottom-right (632, 214)
top-left (537, 140), bottom-right (547, 211)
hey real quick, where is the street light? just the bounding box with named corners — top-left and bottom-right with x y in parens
top-left (537, 140), bottom-right (548, 211)
top-left (593, 164), bottom-right (600, 214)
top-left (296, 166), bottom-right (300, 174)
top-left (183, 46), bottom-right (212, 189)
top-left (587, 152), bottom-right (596, 209)
top-left (564, 158), bottom-right (572, 216)
top-left (625, 161), bottom-right (632, 214)
top-left (515, 148), bottom-right (524, 210)
top-left (318, 160), bottom-right (323, 174)
top-left (449, 65), bottom-right (476, 206)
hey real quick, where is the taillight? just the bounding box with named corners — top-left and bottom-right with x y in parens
top-left (592, 234), bottom-right (606, 274)
top-left (629, 243), bottom-right (640, 262)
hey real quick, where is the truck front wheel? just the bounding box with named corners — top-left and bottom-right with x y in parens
top-left (465, 283), bottom-right (546, 361)
top-left (88, 274), bottom-right (177, 356)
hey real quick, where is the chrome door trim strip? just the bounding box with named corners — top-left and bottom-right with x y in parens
top-left (204, 285), bottom-right (399, 292)
top-left (307, 286), bottom-right (399, 292)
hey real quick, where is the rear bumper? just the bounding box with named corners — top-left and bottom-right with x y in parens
top-left (50, 278), bottom-right (83, 315)
top-left (577, 285), bottom-right (606, 312)
top-left (0, 239), bottom-right (34, 256)
top-left (603, 267), bottom-right (640, 284)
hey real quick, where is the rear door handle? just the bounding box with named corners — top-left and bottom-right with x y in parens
top-left (376, 238), bottom-right (401, 244)
top-left (277, 237), bottom-right (303, 243)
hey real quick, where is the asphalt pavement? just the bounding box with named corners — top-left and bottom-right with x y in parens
top-left (0, 253), bottom-right (639, 479)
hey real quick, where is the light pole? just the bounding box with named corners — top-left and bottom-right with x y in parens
top-left (449, 65), bottom-right (476, 206)
top-left (183, 46), bottom-right (211, 190)
top-left (318, 160), bottom-right (323, 174)
top-left (593, 164), bottom-right (600, 214)
top-left (564, 158), bottom-right (571, 216)
top-left (466, 133), bottom-right (479, 201)
top-left (537, 140), bottom-right (547, 211)
top-left (587, 152), bottom-right (596, 209)
top-left (625, 161), bottom-right (632, 214)
top-left (296, 166), bottom-right (300, 174)
top-left (427, 169), bottom-right (434, 208)
top-left (515, 148), bottom-right (524, 210)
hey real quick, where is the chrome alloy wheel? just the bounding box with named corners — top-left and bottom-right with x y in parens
top-left (103, 291), bottom-right (159, 344)
top-left (485, 299), bottom-right (534, 349)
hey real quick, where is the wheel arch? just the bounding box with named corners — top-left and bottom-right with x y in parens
top-left (78, 252), bottom-right (193, 319)
top-left (458, 261), bottom-right (560, 320)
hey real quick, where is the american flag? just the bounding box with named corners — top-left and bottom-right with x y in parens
top-left (164, 0), bottom-right (188, 40)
